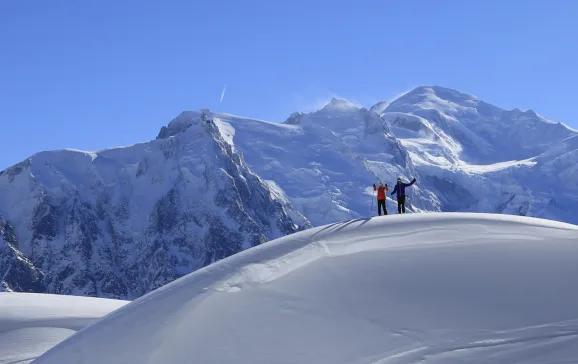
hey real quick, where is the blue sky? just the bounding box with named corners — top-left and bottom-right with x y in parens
top-left (1, 0), bottom-right (577, 170)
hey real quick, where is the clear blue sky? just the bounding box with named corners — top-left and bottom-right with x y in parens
top-left (1, 0), bottom-right (577, 170)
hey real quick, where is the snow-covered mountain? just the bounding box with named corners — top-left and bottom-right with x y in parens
top-left (32, 213), bottom-right (578, 364)
top-left (380, 86), bottom-right (578, 220)
top-left (204, 87), bottom-right (577, 223)
top-left (1, 85), bottom-right (577, 298)
top-left (0, 216), bottom-right (44, 292)
top-left (0, 115), bottom-right (306, 298)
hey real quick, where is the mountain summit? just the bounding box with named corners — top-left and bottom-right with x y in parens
top-left (320, 97), bottom-right (360, 113)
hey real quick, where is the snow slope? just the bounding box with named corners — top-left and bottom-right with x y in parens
top-left (0, 293), bottom-right (127, 364)
top-left (34, 213), bottom-right (578, 364)
top-left (384, 86), bottom-right (575, 164)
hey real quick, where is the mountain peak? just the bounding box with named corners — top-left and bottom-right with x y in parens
top-left (408, 85), bottom-right (478, 103)
top-left (369, 86), bottom-right (480, 117)
top-left (320, 97), bottom-right (359, 113)
top-left (0, 106), bottom-right (306, 298)
top-left (509, 107), bottom-right (539, 118)
top-left (381, 85), bottom-right (482, 117)
top-left (369, 100), bottom-right (390, 115)
top-left (283, 112), bottom-right (303, 125)
top-left (156, 110), bottom-right (212, 139)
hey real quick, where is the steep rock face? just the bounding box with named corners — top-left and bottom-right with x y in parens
top-left (0, 114), bottom-right (307, 298)
top-left (283, 112), bottom-right (303, 126)
top-left (0, 215), bottom-right (45, 292)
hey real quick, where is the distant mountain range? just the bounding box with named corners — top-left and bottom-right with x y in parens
top-left (2, 85), bottom-right (577, 298)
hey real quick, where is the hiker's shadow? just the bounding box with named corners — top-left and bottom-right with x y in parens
top-left (310, 217), bottom-right (372, 240)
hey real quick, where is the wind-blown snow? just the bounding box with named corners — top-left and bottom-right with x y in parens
top-left (0, 293), bottom-right (127, 364)
top-left (34, 213), bottom-right (578, 364)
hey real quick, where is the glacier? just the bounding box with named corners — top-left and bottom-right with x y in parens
top-left (31, 213), bottom-right (578, 364)
top-left (1, 85), bottom-right (578, 299)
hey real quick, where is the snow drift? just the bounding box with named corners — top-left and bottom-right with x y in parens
top-left (0, 293), bottom-right (128, 364)
top-left (34, 213), bottom-right (578, 364)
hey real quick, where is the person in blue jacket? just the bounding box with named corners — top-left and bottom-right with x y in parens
top-left (391, 176), bottom-right (416, 214)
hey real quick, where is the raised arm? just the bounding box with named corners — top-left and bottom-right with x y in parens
top-left (404, 178), bottom-right (417, 187)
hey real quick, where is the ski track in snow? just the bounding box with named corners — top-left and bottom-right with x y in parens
top-left (31, 213), bottom-right (578, 364)
top-left (371, 321), bottom-right (578, 363)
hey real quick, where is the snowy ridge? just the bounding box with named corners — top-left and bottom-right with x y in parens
top-left (33, 213), bottom-right (578, 364)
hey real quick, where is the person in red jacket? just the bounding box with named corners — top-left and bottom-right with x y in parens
top-left (373, 181), bottom-right (389, 216)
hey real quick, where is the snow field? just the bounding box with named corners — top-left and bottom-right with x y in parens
top-left (0, 293), bottom-right (128, 364)
top-left (33, 213), bottom-right (578, 364)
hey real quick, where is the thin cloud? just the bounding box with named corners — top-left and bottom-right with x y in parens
top-left (386, 88), bottom-right (415, 103)
top-left (220, 84), bottom-right (226, 103)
